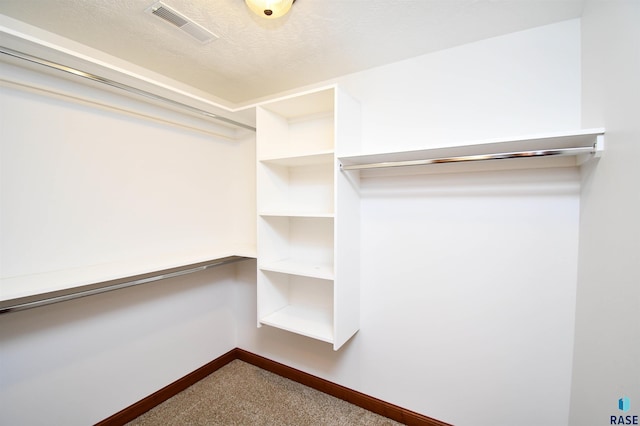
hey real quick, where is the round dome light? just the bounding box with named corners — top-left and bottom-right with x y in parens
top-left (245, 0), bottom-right (294, 19)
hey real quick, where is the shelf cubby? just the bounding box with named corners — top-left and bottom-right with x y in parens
top-left (257, 153), bottom-right (334, 216)
top-left (258, 270), bottom-right (334, 343)
top-left (258, 215), bottom-right (334, 274)
top-left (256, 89), bottom-right (335, 160)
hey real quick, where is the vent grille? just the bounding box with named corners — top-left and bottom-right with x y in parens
top-left (146, 2), bottom-right (218, 44)
top-left (152, 6), bottom-right (189, 27)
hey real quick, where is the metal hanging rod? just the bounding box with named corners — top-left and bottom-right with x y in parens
top-left (340, 145), bottom-right (599, 171)
top-left (0, 255), bottom-right (251, 314)
top-left (0, 46), bottom-right (256, 132)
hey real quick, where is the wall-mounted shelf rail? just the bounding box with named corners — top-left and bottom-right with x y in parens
top-left (0, 255), bottom-right (252, 314)
top-left (0, 46), bottom-right (255, 132)
top-left (339, 128), bottom-right (605, 172)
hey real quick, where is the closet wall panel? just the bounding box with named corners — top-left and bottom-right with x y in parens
top-left (238, 19), bottom-right (582, 426)
top-left (0, 53), bottom-right (255, 424)
top-left (1, 61), bottom-right (256, 301)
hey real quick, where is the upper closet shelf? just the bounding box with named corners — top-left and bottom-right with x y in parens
top-left (338, 128), bottom-right (605, 173)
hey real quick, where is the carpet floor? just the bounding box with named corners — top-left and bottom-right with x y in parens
top-left (126, 359), bottom-right (402, 425)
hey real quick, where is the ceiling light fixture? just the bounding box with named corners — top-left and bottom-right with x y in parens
top-left (245, 0), bottom-right (295, 19)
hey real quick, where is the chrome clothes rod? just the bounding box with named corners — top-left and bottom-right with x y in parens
top-left (0, 46), bottom-right (256, 132)
top-left (340, 145), bottom-right (597, 171)
top-left (0, 255), bottom-right (250, 314)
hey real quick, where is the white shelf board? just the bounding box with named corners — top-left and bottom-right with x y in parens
top-left (259, 259), bottom-right (334, 280)
top-left (1, 245), bottom-right (256, 303)
top-left (260, 304), bottom-right (334, 344)
top-left (259, 211), bottom-right (334, 218)
top-left (259, 150), bottom-right (334, 167)
top-left (339, 128), bottom-right (605, 172)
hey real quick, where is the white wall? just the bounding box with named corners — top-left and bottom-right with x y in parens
top-left (337, 18), bottom-right (581, 153)
top-left (238, 20), bottom-right (582, 426)
top-left (0, 50), bottom-right (256, 424)
top-left (0, 265), bottom-right (239, 425)
top-left (570, 2), bottom-right (640, 425)
top-left (1, 61), bottom-right (255, 288)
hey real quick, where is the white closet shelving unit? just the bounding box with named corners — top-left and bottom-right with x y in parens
top-left (255, 86), bottom-right (361, 350)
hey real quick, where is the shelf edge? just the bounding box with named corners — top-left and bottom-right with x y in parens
top-left (0, 255), bottom-right (252, 314)
top-left (339, 128), bottom-right (606, 170)
top-left (260, 308), bottom-right (334, 344)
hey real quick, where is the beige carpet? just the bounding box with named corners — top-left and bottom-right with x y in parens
top-left (126, 359), bottom-right (402, 425)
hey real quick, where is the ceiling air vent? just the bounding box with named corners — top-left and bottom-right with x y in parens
top-left (146, 2), bottom-right (218, 44)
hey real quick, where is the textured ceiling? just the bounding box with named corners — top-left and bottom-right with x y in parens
top-left (0, 0), bottom-right (585, 105)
